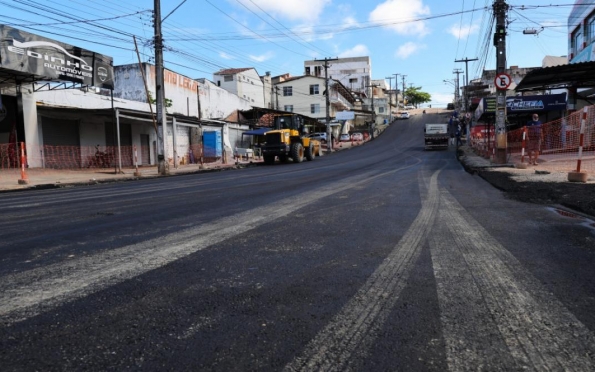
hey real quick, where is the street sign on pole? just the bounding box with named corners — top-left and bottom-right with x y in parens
top-left (494, 73), bottom-right (512, 90)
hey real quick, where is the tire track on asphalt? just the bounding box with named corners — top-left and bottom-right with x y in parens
top-left (430, 189), bottom-right (595, 371)
top-left (284, 168), bottom-right (441, 372)
top-left (0, 161), bottom-right (422, 326)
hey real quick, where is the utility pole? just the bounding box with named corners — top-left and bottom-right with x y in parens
top-left (454, 57), bottom-right (478, 112)
top-left (322, 57), bottom-right (338, 153)
top-left (401, 75), bottom-right (407, 106)
top-left (393, 73), bottom-right (400, 109)
top-left (366, 84), bottom-right (379, 139)
top-left (154, 0), bottom-right (168, 175)
top-left (385, 76), bottom-right (394, 122)
top-left (453, 69), bottom-right (463, 111)
top-left (275, 86), bottom-right (280, 110)
top-left (493, 0), bottom-right (509, 163)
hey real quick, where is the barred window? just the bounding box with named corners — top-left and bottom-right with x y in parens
top-left (311, 104), bottom-right (320, 114)
top-left (284, 105), bottom-right (293, 112)
top-left (310, 84), bottom-right (320, 95)
top-left (224, 75), bottom-right (233, 82)
top-left (283, 86), bottom-right (293, 96)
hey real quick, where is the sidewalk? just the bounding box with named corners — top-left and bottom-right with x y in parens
top-left (458, 144), bottom-right (595, 184)
top-left (0, 135), bottom-right (370, 192)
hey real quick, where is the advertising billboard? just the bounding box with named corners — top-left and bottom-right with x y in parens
top-left (0, 25), bottom-right (114, 89)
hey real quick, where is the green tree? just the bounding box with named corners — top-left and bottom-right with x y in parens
top-left (404, 86), bottom-right (431, 107)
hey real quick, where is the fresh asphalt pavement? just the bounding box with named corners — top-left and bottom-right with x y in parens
top-left (1, 111), bottom-right (595, 371)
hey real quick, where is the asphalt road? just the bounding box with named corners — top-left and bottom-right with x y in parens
top-left (1, 113), bottom-right (595, 371)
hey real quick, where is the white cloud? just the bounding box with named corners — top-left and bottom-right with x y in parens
top-left (447, 23), bottom-right (479, 39)
top-left (395, 42), bottom-right (425, 59)
top-left (249, 51), bottom-right (274, 62)
top-left (338, 44), bottom-right (370, 58)
top-left (341, 16), bottom-right (360, 30)
top-left (219, 52), bottom-right (235, 60)
top-left (245, 0), bottom-right (331, 21)
top-left (369, 0), bottom-right (431, 36)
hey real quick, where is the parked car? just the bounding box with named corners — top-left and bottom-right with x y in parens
top-left (351, 132), bottom-right (363, 141)
top-left (308, 132), bottom-right (327, 143)
top-left (339, 133), bottom-right (351, 142)
top-left (404, 105), bottom-right (415, 110)
top-left (399, 111), bottom-right (410, 119)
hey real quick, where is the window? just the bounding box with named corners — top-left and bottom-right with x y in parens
top-left (311, 104), bottom-right (320, 114)
top-left (283, 86), bottom-right (293, 96)
top-left (284, 105), bottom-right (293, 112)
top-left (305, 67), bottom-right (311, 75)
top-left (224, 75), bottom-right (233, 82)
top-left (310, 84), bottom-right (320, 95)
top-left (588, 15), bottom-right (595, 43)
top-left (217, 81), bottom-right (221, 87)
top-left (349, 78), bottom-right (358, 83)
top-left (379, 107), bottom-right (385, 113)
top-left (572, 27), bottom-right (583, 52)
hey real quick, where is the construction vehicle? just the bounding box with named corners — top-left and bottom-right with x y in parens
top-left (424, 123), bottom-right (449, 150)
top-left (261, 114), bottom-right (321, 165)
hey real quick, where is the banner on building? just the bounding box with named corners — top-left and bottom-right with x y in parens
top-left (0, 25), bottom-right (114, 89)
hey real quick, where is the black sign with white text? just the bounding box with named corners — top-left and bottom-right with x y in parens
top-left (0, 25), bottom-right (114, 89)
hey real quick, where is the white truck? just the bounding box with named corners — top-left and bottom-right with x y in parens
top-left (424, 123), bottom-right (449, 150)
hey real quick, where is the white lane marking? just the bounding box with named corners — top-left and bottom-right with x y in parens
top-left (0, 163), bottom-right (420, 326)
top-left (432, 190), bottom-right (595, 371)
top-left (284, 169), bottom-right (441, 372)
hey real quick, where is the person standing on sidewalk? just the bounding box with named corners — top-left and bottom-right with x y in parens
top-left (455, 124), bottom-right (463, 147)
top-left (526, 113), bottom-right (542, 165)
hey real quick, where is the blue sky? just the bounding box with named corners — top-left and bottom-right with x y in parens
top-left (1, 0), bottom-right (571, 106)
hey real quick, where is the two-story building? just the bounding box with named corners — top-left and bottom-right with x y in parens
top-left (274, 75), bottom-right (355, 119)
top-left (304, 57), bottom-right (372, 95)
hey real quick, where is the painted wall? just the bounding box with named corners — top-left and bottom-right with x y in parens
top-left (113, 63), bottom-right (252, 120)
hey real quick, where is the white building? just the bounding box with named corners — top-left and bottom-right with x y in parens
top-left (274, 76), bottom-right (355, 121)
top-left (304, 56), bottom-right (371, 95)
top-left (114, 63), bottom-right (252, 120)
top-left (213, 68), bottom-right (265, 108)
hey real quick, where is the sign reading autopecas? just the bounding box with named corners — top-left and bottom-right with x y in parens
top-left (0, 25), bottom-right (114, 89)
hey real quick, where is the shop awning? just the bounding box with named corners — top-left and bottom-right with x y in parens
top-left (242, 127), bottom-right (270, 136)
top-left (515, 61), bottom-right (595, 92)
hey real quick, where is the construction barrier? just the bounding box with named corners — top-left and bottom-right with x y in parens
top-left (470, 105), bottom-right (595, 174)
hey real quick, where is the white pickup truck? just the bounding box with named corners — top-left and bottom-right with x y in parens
top-left (424, 123), bottom-right (449, 150)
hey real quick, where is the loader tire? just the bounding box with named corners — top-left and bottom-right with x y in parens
top-left (305, 143), bottom-right (315, 161)
top-left (290, 143), bottom-right (304, 163)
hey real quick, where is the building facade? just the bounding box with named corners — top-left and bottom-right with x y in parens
top-left (568, 1), bottom-right (595, 63)
top-left (274, 76), bottom-right (354, 122)
top-left (213, 68), bottom-right (265, 108)
top-left (304, 57), bottom-right (371, 95)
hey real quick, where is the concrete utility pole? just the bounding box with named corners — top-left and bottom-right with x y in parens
top-left (493, 0), bottom-right (509, 163)
top-left (454, 57), bottom-right (478, 112)
top-left (385, 76), bottom-right (394, 122)
top-left (275, 86), bottom-right (280, 110)
top-left (154, 0), bottom-right (168, 175)
top-left (393, 73), bottom-right (400, 108)
top-left (366, 84), bottom-right (379, 139)
top-left (401, 75), bottom-right (407, 106)
top-left (322, 57), bottom-right (338, 153)
top-left (453, 69), bottom-right (463, 111)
